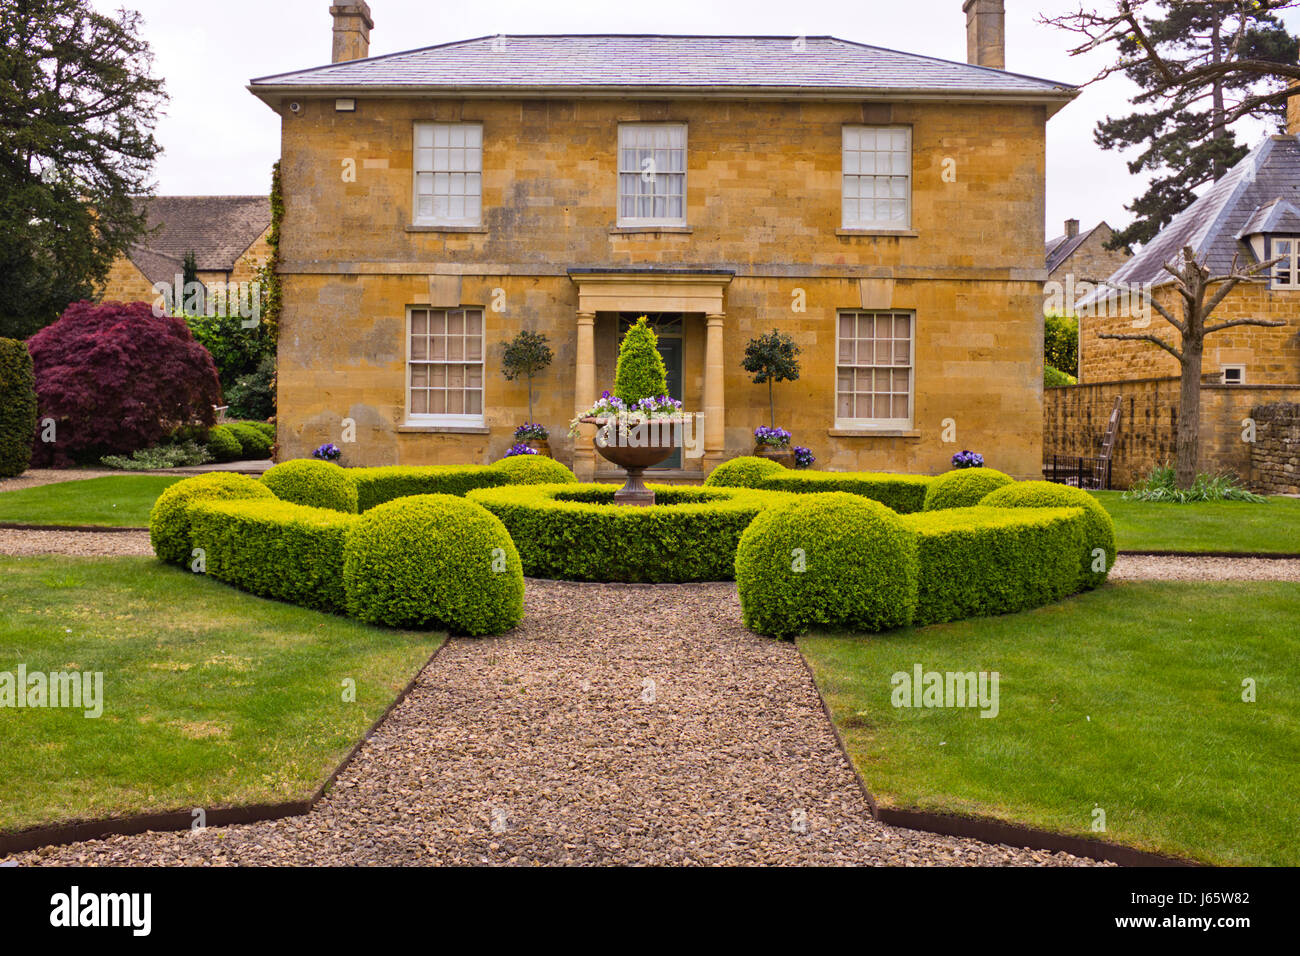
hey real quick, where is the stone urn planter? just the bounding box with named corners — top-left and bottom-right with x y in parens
top-left (526, 438), bottom-right (552, 458)
top-left (752, 443), bottom-right (796, 469)
top-left (583, 416), bottom-right (678, 506)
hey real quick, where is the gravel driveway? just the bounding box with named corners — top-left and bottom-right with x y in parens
top-left (4, 581), bottom-right (1102, 867)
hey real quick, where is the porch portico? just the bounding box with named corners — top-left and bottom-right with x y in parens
top-left (568, 269), bottom-right (733, 481)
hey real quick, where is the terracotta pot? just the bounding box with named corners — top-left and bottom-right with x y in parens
top-left (581, 416), bottom-right (678, 505)
top-left (753, 444), bottom-right (796, 469)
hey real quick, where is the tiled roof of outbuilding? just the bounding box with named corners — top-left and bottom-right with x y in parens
top-left (126, 196), bottom-right (271, 285)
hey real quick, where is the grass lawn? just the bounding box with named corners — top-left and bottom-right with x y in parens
top-left (1092, 491), bottom-right (1300, 554)
top-left (0, 556), bottom-right (443, 834)
top-left (800, 582), bottom-right (1300, 866)
top-left (0, 475), bottom-right (184, 528)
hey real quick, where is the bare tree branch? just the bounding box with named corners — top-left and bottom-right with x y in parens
top-left (1097, 330), bottom-right (1185, 360)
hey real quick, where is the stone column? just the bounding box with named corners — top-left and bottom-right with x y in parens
top-left (573, 311), bottom-right (597, 481)
top-left (702, 313), bottom-right (727, 472)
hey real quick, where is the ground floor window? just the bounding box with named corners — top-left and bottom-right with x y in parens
top-left (407, 307), bottom-right (484, 425)
top-left (836, 310), bottom-right (914, 428)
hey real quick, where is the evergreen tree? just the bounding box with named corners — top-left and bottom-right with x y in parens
top-left (613, 316), bottom-right (667, 404)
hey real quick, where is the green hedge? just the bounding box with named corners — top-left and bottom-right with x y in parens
top-left (980, 481), bottom-right (1116, 589)
top-left (206, 424), bottom-right (243, 462)
top-left (227, 422), bottom-right (272, 459)
top-left (343, 494), bottom-right (523, 634)
top-left (492, 454), bottom-right (577, 485)
top-left (190, 499), bottom-right (357, 611)
top-left (149, 473), bottom-right (277, 565)
top-left (350, 464), bottom-right (507, 512)
top-left (703, 455), bottom-right (787, 488)
top-left (901, 506), bottom-right (1086, 625)
top-left (468, 483), bottom-right (791, 582)
top-left (0, 338), bottom-right (37, 478)
top-left (922, 467), bottom-right (1014, 511)
top-left (736, 493), bottom-right (919, 638)
top-left (756, 470), bottom-right (934, 513)
top-left (262, 458), bottom-right (358, 513)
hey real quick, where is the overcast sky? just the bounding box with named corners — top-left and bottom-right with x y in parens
top-left (93, 0), bottom-right (1298, 242)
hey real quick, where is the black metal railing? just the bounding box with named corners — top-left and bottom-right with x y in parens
top-left (1043, 454), bottom-right (1111, 490)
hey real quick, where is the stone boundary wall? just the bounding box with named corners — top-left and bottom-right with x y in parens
top-left (1044, 379), bottom-right (1300, 490)
top-left (1251, 402), bottom-right (1300, 495)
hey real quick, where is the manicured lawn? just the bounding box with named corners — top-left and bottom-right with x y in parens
top-left (0, 475), bottom-right (183, 527)
top-left (800, 582), bottom-right (1300, 866)
top-left (0, 556), bottom-right (443, 834)
top-left (1092, 491), bottom-right (1300, 554)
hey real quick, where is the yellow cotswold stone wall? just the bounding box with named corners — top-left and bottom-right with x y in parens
top-left (276, 96), bottom-right (1050, 477)
top-left (1079, 283), bottom-right (1300, 385)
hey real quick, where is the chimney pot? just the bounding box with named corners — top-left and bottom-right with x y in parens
top-left (330, 1), bottom-right (373, 63)
top-left (963, 0), bottom-right (1005, 70)
top-left (1065, 219), bottom-right (1080, 238)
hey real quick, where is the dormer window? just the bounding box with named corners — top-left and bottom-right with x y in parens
top-left (1270, 237), bottom-right (1300, 289)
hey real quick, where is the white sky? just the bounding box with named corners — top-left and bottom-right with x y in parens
top-left (91, 0), bottom-right (1300, 241)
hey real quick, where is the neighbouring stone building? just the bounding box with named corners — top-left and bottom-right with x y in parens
top-left (250, 0), bottom-right (1077, 479)
top-left (98, 196), bottom-right (272, 305)
top-left (1049, 132), bottom-right (1300, 492)
top-left (1044, 219), bottom-right (1129, 299)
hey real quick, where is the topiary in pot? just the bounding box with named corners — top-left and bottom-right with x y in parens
top-left (262, 458), bottom-right (359, 513)
top-left (613, 316), bottom-right (668, 405)
top-left (149, 472), bottom-right (276, 565)
top-left (343, 494), bottom-right (524, 634)
top-left (922, 467), bottom-right (1014, 511)
top-left (736, 492), bottom-right (918, 638)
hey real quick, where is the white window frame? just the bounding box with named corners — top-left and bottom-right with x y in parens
top-left (617, 123), bottom-right (687, 227)
top-left (842, 126), bottom-right (912, 231)
top-left (412, 122), bottom-right (483, 227)
top-left (835, 310), bottom-right (915, 429)
top-left (1221, 364), bottom-right (1246, 385)
top-left (1269, 236), bottom-right (1300, 290)
top-left (406, 306), bottom-right (485, 427)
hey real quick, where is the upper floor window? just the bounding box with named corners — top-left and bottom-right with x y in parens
top-left (413, 123), bottom-right (482, 227)
top-left (1270, 236), bottom-right (1300, 289)
top-left (408, 307), bottom-right (484, 426)
top-left (842, 126), bottom-right (911, 230)
top-left (836, 310), bottom-right (913, 428)
top-left (618, 124), bottom-right (686, 226)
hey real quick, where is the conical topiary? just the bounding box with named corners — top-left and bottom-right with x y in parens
top-left (613, 316), bottom-right (668, 404)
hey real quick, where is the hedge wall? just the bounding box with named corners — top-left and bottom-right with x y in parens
top-left (979, 481), bottom-right (1116, 590)
top-left (149, 473), bottom-right (276, 566)
top-left (262, 459), bottom-right (359, 513)
top-left (190, 499), bottom-right (357, 611)
top-left (467, 483), bottom-right (790, 582)
top-left (900, 506), bottom-right (1085, 625)
top-left (0, 338), bottom-right (37, 478)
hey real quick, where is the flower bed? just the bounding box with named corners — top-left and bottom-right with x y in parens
top-left (467, 483), bottom-right (792, 583)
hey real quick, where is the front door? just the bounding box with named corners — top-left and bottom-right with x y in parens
top-left (618, 313), bottom-right (683, 469)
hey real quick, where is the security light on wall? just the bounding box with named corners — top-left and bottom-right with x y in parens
top-left (336, 98), bottom-right (357, 112)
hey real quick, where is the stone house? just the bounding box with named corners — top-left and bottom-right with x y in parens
top-left (1048, 133), bottom-right (1300, 492)
top-left (1044, 219), bottom-right (1129, 303)
top-left (98, 196), bottom-right (272, 305)
top-left (250, 0), bottom-right (1076, 479)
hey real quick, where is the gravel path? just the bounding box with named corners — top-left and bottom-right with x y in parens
top-left (0, 529), bottom-right (152, 557)
top-left (0, 461), bottom-right (271, 494)
top-left (1110, 553), bottom-right (1300, 581)
top-left (3, 581), bottom-right (1103, 867)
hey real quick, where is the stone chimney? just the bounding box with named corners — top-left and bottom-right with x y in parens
top-left (1065, 218), bottom-right (1080, 238)
top-left (963, 0), bottom-right (1005, 70)
top-left (330, 2), bottom-right (373, 63)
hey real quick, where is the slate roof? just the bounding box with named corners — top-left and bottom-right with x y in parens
top-left (1045, 227), bottom-right (1094, 275)
top-left (1090, 135), bottom-right (1300, 299)
top-left (126, 196), bottom-right (271, 285)
top-left (249, 34), bottom-right (1076, 103)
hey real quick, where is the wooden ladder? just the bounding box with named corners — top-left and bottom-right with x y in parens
top-left (1097, 397), bottom-right (1121, 489)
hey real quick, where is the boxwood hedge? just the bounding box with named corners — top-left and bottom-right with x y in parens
top-left (149, 472), bottom-right (276, 565)
top-left (227, 422), bottom-right (272, 459)
top-left (755, 470), bottom-right (934, 513)
top-left (900, 506), bottom-right (1085, 625)
top-left (703, 455), bottom-right (787, 488)
top-left (980, 481), bottom-right (1116, 589)
top-left (467, 483), bottom-right (791, 583)
top-left (190, 499), bottom-right (357, 611)
top-left (343, 494), bottom-right (524, 634)
top-left (262, 458), bottom-right (359, 513)
top-left (206, 424), bottom-right (243, 462)
top-left (922, 467), bottom-right (1013, 511)
top-left (492, 455), bottom-right (578, 485)
top-left (735, 493), bottom-right (919, 638)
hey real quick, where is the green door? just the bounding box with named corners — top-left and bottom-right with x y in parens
top-left (619, 314), bottom-right (683, 469)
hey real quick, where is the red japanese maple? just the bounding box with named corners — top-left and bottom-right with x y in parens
top-left (28, 301), bottom-right (221, 466)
